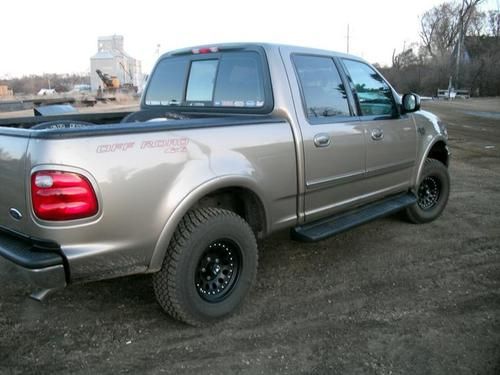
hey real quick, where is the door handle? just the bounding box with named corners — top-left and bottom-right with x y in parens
top-left (314, 133), bottom-right (331, 147)
top-left (371, 128), bottom-right (384, 140)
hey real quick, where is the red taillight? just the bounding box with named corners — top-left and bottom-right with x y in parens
top-left (31, 171), bottom-right (98, 221)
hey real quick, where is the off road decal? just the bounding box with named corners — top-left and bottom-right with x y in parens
top-left (96, 138), bottom-right (189, 154)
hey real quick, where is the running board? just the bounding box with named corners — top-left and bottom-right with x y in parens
top-left (291, 193), bottom-right (417, 242)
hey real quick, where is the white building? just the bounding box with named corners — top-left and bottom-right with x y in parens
top-left (90, 35), bottom-right (142, 92)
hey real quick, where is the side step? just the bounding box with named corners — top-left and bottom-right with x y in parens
top-left (291, 193), bottom-right (416, 242)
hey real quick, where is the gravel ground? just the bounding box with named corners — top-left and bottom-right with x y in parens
top-left (1, 98), bottom-right (499, 374)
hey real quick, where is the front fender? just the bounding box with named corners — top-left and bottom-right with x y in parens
top-left (413, 136), bottom-right (449, 188)
top-left (411, 110), bottom-right (449, 188)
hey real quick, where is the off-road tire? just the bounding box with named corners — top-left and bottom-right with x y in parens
top-left (405, 158), bottom-right (450, 223)
top-left (152, 208), bottom-right (258, 326)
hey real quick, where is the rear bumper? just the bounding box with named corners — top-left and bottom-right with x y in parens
top-left (0, 229), bottom-right (67, 289)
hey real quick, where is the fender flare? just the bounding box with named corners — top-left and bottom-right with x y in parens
top-left (413, 135), bottom-right (449, 188)
top-left (147, 175), bottom-right (269, 272)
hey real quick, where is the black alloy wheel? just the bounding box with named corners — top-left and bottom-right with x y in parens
top-left (417, 176), bottom-right (441, 210)
top-left (404, 158), bottom-right (450, 224)
top-left (195, 239), bottom-right (242, 302)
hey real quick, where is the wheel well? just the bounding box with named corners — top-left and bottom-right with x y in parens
top-left (427, 141), bottom-right (449, 167)
top-left (194, 188), bottom-right (267, 238)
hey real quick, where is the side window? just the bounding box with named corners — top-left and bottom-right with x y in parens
top-left (292, 55), bottom-right (351, 120)
top-left (342, 59), bottom-right (396, 117)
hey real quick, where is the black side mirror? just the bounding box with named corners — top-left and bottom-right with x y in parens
top-left (402, 93), bottom-right (421, 113)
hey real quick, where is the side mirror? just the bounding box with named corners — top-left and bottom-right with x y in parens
top-left (402, 93), bottom-right (421, 113)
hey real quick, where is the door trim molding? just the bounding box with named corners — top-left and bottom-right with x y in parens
top-left (306, 159), bottom-right (414, 191)
top-left (365, 159), bottom-right (415, 178)
top-left (306, 169), bottom-right (365, 190)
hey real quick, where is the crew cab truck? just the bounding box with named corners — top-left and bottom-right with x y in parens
top-left (0, 44), bottom-right (450, 325)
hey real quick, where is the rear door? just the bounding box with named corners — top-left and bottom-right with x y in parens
top-left (340, 58), bottom-right (417, 197)
top-left (0, 132), bottom-right (29, 233)
top-left (289, 54), bottom-right (366, 222)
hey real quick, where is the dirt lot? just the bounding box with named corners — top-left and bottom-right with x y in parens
top-left (1, 98), bottom-right (499, 374)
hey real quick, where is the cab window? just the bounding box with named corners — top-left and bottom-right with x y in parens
top-left (292, 55), bottom-right (351, 121)
top-left (145, 51), bottom-right (267, 110)
top-left (214, 53), bottom-right (265, 107)
top-left (145, 57), bottom-right (187, 106)
top-left (186, 60), bottom-right (218, 102)
top-left (342, 59), bottom-right (396, 117)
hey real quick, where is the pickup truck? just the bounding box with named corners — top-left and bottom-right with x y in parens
top-left (0, 43), bottom-right (450, 325)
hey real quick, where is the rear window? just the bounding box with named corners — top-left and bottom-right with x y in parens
top-left (214, 54), bottom-right (265, 107)
top-left (186, 60), bottom-right (218, 102)
top-left (145, 51), bottom-right (268, 110)
top-left (144, 57), bottom-right (186, 106)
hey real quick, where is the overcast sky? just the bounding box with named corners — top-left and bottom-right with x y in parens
top-left (1, 0), bottom-right (498, 78)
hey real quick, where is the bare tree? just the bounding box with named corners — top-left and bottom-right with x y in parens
top-left (392, 44), bottom-right (419, 70)
top-left (419, 0), bottom-right (484, 58)
top-left (420, 2), bottom-right (460, 58)
top-left (384, 0), bottom-right (500, 97)
top-left (487, 10), bottom-right (500, 37)
top-left (2, 74), bottom-right (90, 95)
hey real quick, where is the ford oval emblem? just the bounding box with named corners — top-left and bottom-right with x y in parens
top-left (9, 208), bottom-right (23, 221)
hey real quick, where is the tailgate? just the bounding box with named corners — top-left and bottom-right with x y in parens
top-left (0, 134), bottom-right (30, 233)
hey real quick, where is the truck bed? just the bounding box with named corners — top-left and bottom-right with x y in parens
top-left (0, 112), bottom-right (297, 284)
top-left (0, 111), bottom-right (132, 128)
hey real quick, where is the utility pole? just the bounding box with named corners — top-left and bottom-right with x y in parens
top-left (346, 24), bottom-right (350, 54)
top-left (455, 18), bottom-right (463, 89)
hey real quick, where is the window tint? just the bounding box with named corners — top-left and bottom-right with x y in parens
top-left (145, 57), bottom-right (187, 106)
top-left (186, 60), bottom-right (218, 102)
top-left (144, 51), bottom-right (267, 109)
top-left (342, 59), bottom-right (395, 116)
top-left (292, 55), bottom-right (350, 119)
top-left (214, 52), bottom-right (265, 107)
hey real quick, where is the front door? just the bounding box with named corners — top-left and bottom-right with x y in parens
top-left (340, 59), bottom-right (417, 199)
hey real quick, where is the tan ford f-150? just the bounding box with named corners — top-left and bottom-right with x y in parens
top-left (0, 43), bottom-right (449, 325)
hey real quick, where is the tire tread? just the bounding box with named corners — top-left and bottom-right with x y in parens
top-left (153, 208), bottom-right (257, 326)
top-left (405, 158), bottom-right (450, 224)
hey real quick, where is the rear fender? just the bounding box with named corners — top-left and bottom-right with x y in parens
top-left (148, 176), bottom-right (268, 272)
